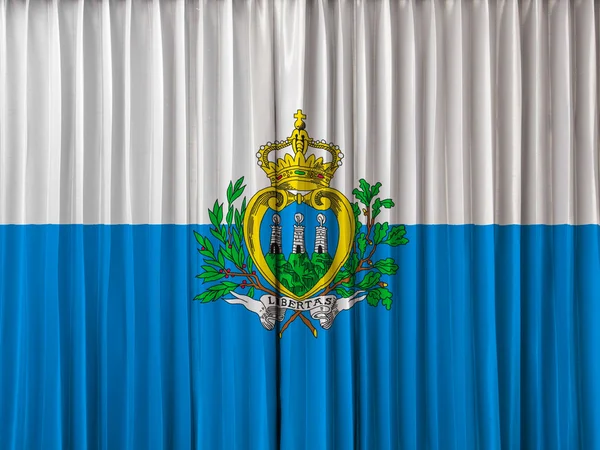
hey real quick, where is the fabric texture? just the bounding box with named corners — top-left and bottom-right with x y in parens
top-left (1, 1), bottom-right (599, 449)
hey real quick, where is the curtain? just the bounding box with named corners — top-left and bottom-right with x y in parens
top-left (1, 0), bottom-right (599, 449)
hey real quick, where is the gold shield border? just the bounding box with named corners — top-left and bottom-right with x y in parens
top-left (243, 187), bottom-right (355, 301)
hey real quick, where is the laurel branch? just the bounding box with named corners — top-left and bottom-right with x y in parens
top-left (192, 177), bottom-right (278, 302)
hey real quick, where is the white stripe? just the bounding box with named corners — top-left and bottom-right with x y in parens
top-left (0, 0), bottom-right (7, 221)
top-left (0, 0), bottom-right (599, 225)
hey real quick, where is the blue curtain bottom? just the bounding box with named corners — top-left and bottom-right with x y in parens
top-left (0, 225), bottom-right (598, 449)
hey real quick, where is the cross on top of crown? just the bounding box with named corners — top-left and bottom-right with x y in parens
top-left (293, 109), bottom-right (307, 129)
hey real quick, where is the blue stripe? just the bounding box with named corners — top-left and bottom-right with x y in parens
top-left (0, 225), bottom-right (599, 449)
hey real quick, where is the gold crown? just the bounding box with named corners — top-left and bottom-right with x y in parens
top-left (256, 110), bottom-right (344, 191)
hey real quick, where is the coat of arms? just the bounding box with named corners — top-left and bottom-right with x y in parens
top-left (193, 110), bottom-right (408, 337)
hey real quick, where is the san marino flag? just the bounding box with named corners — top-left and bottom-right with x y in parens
top-left (1, 1), bottom-right (600, 449)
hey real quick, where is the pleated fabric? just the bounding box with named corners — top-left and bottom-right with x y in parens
top-left (1, 0), bottom-right (598, 225)
top-left (1, 1), bottom-right (600, 449)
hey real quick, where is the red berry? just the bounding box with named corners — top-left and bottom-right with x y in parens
top-left (226, 269), bottom-right (231, 273)
top-left (201, 247), bottom-right (205, 251)
top-left (225, 275), bottom-right (229, 278)
top-left (252, 271), bottom-right (256, 275)
top-left (228, 245), bottom-right (232, 249)
top-left (242, 264), bottom-right (246, 268)
top-left (241, 284), bottom-right (246, 289)
top-left (219, 269), bottom-right (224, 273)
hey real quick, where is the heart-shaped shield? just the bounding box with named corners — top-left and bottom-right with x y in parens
top-left (244, 187), bottom-right (355, 300)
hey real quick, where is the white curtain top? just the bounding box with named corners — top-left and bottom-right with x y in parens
top-left (0, 0), bottom-right (598, 225)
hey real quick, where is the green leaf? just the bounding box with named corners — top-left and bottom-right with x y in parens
top-left (336, 287), bottom-right (355, 298)
top-left (198, 235), bottom-right (213, 258)
top-left (352, 188), bottom-right (368, 206)
top-left (234, 176), bottom-right (245, 193)
top-left (382, 296), bottom-right (392, 310)
top-left (373, 258), bottom-right (398, 275)
top-left (209, 200), bottom-right (223, 228)
top-left (197, 248), bottom-right (212, 258)
top-left (359, 179), bottom-right (371, 199)
top-left (334, 270), bottom-right (349, 284)
top-left (376, 286), bottom-right (393, 300)
top-left (193, 231), bottom-right (214, 257)
top-left (357, 233), bottom-right (367, 257)
top-left (198, 281), bottom-right (238, 298)
top-left (237, 247), bottom-right (245, 268)
top-left (194, 291), bottom-right (217, 302)
top-left (373, 222), bottom-right (389, 244)
top-left (201, 265), bottom-right (218, 273)
top-left (234, 209), bottom-right (243, 228)
top-left (229, 187), bottom-right (244, 204)
top-left (217, 250), bottom-right (226, 267)
top-left (210, 281), bottom-right (238, 290)
top-left (365, 286), bottom-right (392, 308)
top-left (358, 272), bottom-right (381, 290)
top-left (204, 259), bottom-right (223, 269)
top-left (204, 237), bottom-right (214, 255)
top-left (247, 256), bottom-right (254, 274)
top-left (216, 202), bottom-right (224, 224)
top-left (196, 271), bottom-right (226, 282)
top-left (231, 246), bottom-right (241, 267)
top-left (372, 198), bottom-right (382, 220)
top-left (208, 209), bottom-right (219, 228)
top-left (226, 206), bottom-right (234, 226)
top-left (383, 225), bottom-right (409, 246)
top-left (221, 246), bottom-right (236, 263)
top-left (373, 287), bottom-right (393, 309)
top-left (370, 196), bottom-right (394, 219)
top-left (233, 228), bottom-right (242, 250)
top-left (226, 181), bottom-right (234, 203)
top-left (352, 202), bottom-right (362, 234)
top-left (226, 177), bottom-right (245, 204)
top-left (366, 289), bottom-right (381, 307)
top-left (240, 197), bottom-right (247, 216)
top-left (345, 254), bottom-right (360, 273)
top-left (247, 287), bottom-right (255, 298)
top-left (352, 202), bottom-right (361, 219)
top-left (194, 282), bottom-right (238, 303)
top-left (370, 182), bottom-right (382, 199)
top-left (341, 277), bottom-right (356, 288)
top-left (210, 227), bottom-right (226, 243)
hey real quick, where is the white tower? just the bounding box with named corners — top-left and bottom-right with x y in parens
top-left (314, 214), bottom-right (328, 254)
top-left (292, 213), bottom-right (306, 254)
top-left (269, 214), bottom-right (282, 254)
